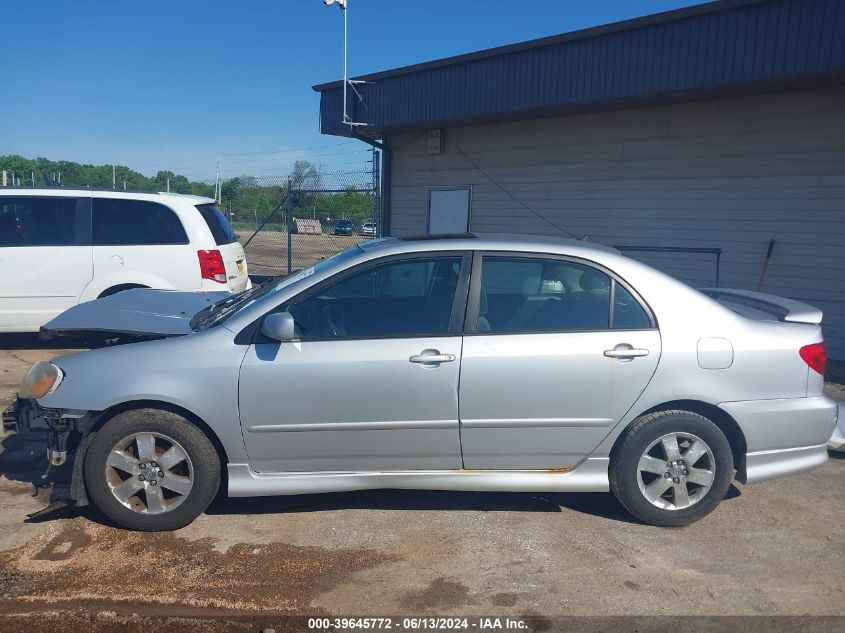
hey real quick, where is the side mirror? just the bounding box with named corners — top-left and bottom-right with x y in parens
top-left (261, 312), bottom-right (296, 342)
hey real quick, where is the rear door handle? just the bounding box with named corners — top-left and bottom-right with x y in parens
top-left (409, 350), bottom-right (456, 364)
top-left (604, 346), bottom-right (649, 359)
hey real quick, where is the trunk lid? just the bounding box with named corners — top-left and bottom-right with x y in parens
top-left (40, 288), bottom-right (230, 344)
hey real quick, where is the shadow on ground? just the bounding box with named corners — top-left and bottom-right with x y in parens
top-left (206, 484), bottom-right (742, 525)
top-left (0, 431), bottom-right (74, 513)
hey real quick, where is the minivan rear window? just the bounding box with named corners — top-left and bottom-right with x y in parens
top-left (197, 204), bottom-right (238, 245)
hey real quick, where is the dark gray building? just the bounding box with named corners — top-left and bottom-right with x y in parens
top-left (314, 0), bottom-right (845, 357)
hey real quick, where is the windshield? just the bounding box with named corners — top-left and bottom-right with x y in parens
top-left (191, 244), bottom-right (364, 330)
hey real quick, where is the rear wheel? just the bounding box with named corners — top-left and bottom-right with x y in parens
top-left (84, 408), bottom-right (220, 531)
top-left (610, 410), bottom-right (734, 527)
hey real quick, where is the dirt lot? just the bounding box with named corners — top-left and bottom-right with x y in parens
top-left (0, 336), bottom-right (843, 632)
top-left (241, 230), bottom-right (362, 276)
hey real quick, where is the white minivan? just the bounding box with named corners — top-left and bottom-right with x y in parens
top-left (0, 188), bottom-right (250, 332)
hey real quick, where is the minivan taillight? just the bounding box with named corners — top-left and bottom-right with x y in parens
top-left (198, 249), bottom-right (227, 284)
top-left (799, 342), bottom-right (827, 376)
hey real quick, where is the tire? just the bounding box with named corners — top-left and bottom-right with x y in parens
top-left (83, 408), bottom-right (220, 531)
top-left (609, 409), bottom-right (734, 527)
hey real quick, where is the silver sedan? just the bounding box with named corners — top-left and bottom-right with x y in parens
top-left (6, 233), bottom-right (838, 531)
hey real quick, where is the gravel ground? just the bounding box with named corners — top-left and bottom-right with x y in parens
top-left (0, 337), bottom-right (843, 632)
top-left (241, 231), bottom-right (362, 276)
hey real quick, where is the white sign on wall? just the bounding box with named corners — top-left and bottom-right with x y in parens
top-left (427, 186), bottom-right (471, 234)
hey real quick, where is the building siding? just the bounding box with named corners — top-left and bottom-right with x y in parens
top-left (388, 87), bottom-right (845, 358)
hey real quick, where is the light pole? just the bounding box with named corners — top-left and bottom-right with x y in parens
top-left (323, 0), bottom-right (355, 127)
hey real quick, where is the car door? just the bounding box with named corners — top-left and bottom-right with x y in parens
top-left (0, 194), bottom-right (93, 331)
top-left (88, 197), bottom-right (198, 297)
top-left (459, 253), bottom-right (660, 470)
top-left (238, 252), bottom-right (471, 473)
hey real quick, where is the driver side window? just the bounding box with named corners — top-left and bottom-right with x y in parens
top-left (287, 256), bottom-right (463, 339)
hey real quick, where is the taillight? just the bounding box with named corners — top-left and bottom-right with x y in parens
top-left (197, 249), bottom-right (227, 284)
top-left (799, 342), bottom-right (827, 375)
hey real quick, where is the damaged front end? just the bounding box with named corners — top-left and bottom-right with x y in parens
top-left (3, 396), bottom-right (96, 513)
top-left (5, 397), bottom-right (88, 466)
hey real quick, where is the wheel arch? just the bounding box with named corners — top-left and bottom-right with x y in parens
top-left (612, 399), bottom-right (747, 472)
top-left (97, 283), bottom-right (149, 299)
top-left (87, 399), bottom-right (230, 468)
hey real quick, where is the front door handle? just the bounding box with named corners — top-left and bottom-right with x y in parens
top-left (604, 345), bottom-right (649, 359)
top-left (409, 349), bottom-right (456, 364)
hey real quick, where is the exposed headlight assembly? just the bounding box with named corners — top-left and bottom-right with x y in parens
top-left (19, 361), bottom-right (64, 400)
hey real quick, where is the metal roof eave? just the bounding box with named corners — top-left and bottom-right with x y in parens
top-left (314, 0), bottom-right (845, 138)
top-left (311, 0), bottom-right (771, 93)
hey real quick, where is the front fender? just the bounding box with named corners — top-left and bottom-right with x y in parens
top-left (36, 330), bottom-right (250, 463)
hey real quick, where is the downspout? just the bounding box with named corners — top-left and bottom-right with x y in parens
top-left (352, 131), bottom-right (391, 236)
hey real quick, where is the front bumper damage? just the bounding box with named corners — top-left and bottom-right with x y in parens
top-left (3, 397), bottom-right (93, 510)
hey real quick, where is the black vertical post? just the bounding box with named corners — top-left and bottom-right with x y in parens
top-left (287, 177), bottom-right (293, 275)
top-left (372, 148), bottom-right (380, 237)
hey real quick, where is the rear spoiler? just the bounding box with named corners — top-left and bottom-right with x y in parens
top-left (700, 288), bottom-right (823, 325)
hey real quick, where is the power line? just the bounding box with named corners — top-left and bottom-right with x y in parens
top-left (132, 140), bottom-right (363, 170)
top-left (222, 140), bottom-right (361, 157)
top-left (215, 148), bottom-right (369, 167)
top-left (446, 134), bottom-right (581, 240)
top-left (131, 153), bottom-right (220, 169)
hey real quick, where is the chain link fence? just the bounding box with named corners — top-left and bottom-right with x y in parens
top-left (219, 164), bottom-right (380, 278)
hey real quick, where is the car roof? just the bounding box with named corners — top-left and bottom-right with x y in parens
top-left (0, 187), bottom-right (215, 204)
top-left (359, 232), bottom-right (619, 257)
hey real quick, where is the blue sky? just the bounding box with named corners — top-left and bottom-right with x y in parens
top-left (2, 0), bottom-right (701, 180)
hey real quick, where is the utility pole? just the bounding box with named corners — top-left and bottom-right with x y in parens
top-left (31, 171), bottom-right (35, 186)
top-left (215, 154), bottom-right (221, 202)
top-left (1, 170), bottom-right (6, 187)
top-left (112, 165), bottom-right (116, 189)
top-left (166, 177), bottom-right (170, 192)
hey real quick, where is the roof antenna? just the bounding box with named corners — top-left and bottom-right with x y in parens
top-left (580, 235), bottom-right (590, 241)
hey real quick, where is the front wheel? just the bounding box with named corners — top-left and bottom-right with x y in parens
top-left (610, 410), bottom-right (734, 527)
top-left (83, 408), bottom-right (220, 531)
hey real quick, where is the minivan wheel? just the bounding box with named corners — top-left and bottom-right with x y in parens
top-left (84, 408), bottom-right (220, 531)
top-left (609, 410), bottom-right (734, 527)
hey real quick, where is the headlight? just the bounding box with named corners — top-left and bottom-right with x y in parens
top-left (19, 361), bottom-right (64, 399)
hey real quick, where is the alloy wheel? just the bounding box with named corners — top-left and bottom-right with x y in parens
top-left (636, 432), bottom-right (716, 511)
top-left (104, 432), bottom-right (195, 515)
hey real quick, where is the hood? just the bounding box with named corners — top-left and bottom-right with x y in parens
top-left (41, 289), bottom-right (231, 344)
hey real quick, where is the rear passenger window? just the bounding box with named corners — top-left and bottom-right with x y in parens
top-left (479, 257), bottom-right (611, 333)
top-left (93, 199), bottom-right (188, 245)
top-left (475, 256), bottom-right (652, 333)
top-left (612, 283), bottom-right (652, 329)
top-left (0, 197), bottom-right (81, 246)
